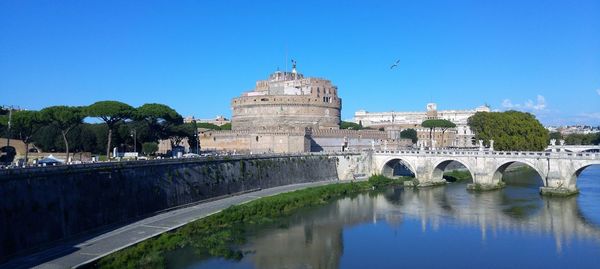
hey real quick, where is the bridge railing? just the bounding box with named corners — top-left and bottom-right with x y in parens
top-left (373, 149), bottom-right (600, 160)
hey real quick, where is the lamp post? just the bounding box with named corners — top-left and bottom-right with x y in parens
top-left (193, 119), bottom-right (199, 154)
top-left (130, 129), bottom-right (137, 153)
top-left (5, 106), bottom-right (13, 148)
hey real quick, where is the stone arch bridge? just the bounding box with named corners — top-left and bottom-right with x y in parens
top-left (371, 149), bottom-right (600, 195)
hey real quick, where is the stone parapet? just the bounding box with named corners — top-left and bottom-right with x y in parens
top-left (312, 129), bottom-right (387, 139)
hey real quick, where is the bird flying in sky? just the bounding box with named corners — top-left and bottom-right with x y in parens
top-left (390, 59), bottom-right (400, 69)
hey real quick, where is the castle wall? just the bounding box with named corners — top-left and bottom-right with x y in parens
top-left (200, 130), bottom-right (309, 153)
top-left (231, 96), bottom-right (341, 131)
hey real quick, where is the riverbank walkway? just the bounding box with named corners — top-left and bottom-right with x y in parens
top-left (2, 180), bottom-right (340, 269)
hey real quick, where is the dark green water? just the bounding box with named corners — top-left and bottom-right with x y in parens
top-left (167, 165), bottom-right (600, 269)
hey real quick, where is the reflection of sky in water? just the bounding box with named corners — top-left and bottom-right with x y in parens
top-left (577, 166), bottom-right (600, 226)
top-left (171, 165), bottom-right (600, 269)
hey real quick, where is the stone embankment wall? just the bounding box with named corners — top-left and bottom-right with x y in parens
top-left (0, 154), bottom-right (344, 263)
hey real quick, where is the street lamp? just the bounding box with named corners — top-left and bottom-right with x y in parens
top-left (130, 129), bottom-right (137, 153)
top-left (193, 119), bottom-right (199, 154)
top-left (5, 106), bottom-right (13, 148)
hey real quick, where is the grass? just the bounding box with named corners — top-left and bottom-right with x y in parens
top-left (93, 175), bottom-right (404, 269)
top-left (443, 170), bottom-right (473, 182)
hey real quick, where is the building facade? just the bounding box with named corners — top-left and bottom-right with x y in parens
top-left (354, 103), bottom-right (490, 148)
top-left (231, 64), bottom-right (341, 131)
top-left (184, 115), bottom-right (230, 126)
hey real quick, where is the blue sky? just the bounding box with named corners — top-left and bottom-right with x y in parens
top-left (1, 0), bottom-right (599, 125)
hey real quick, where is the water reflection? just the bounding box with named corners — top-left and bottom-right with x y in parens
top-left (172, 166), bottom-right (600, 269)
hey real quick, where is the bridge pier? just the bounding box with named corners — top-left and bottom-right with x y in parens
top-left (467, 172), bottom-right (506, 191)
top-left (539, 186), bottom-right (579, 196)
top-left (402, 159), bottom-right (447, 188)
top-left (538, 159), bottom-right (580, 197)
top-left (403, 179), bottom-right (446, 188)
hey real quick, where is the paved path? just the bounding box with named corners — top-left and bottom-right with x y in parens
top-left (2, 181), bottom-right (339, 269)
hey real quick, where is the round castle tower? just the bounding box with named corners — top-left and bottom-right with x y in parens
top-left (231, 63), bottom-right (341, 131)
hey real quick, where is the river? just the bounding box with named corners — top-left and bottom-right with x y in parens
top-left (166, 165), bottom-right (600, 269)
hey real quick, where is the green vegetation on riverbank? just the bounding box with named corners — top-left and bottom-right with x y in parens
top-left (94, 175), bottom-right (405, 269)
top-left (443, 170), bottom-right (473, 182)
top-left (368, 174), bottom-right (413, 188)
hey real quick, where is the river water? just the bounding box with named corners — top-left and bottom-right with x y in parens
top-left (167, 165), bottom-right (600, 269)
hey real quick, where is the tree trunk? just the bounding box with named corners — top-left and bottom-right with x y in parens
top-left (441, 129), bottom-right (446, 148)
top-left (24, 142), bottom-right (29, 165)
top-left (62, 130), bottom-right (70, 163)
top-left (106, 128), bottom-right (112, 160)
top-left (429, 128), bottom-right (433, 148)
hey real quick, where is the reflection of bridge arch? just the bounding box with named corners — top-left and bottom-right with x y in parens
top-left (381, 157), bottom-right (416, 178)
top-left (431, 159), bottom-right (474, 182)
top-left (492, 160), bottom-right (546, 186)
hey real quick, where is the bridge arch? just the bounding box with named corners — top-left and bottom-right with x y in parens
top-left (381, 157), bottom-right (416, 178)
top-left (431, 159), bottom-right (474, 183)
top-left (492, 160), bottom-right (546, 186)
top-left (567, 162), bottom-right (600, 188)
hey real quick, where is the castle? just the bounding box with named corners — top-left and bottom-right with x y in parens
top-left (200, 63), bottom-right (408, 153)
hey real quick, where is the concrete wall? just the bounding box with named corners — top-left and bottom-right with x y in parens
top-left (0, 154), bottom-right (341, 262)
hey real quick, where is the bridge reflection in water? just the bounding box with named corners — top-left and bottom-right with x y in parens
top-left (170, 166), bottom-right (600, 269)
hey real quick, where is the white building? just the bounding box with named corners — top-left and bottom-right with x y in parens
top-left (354, 103), bottom-right (490, 148)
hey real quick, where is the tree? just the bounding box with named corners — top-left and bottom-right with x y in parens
top-left (564, 133), bottom-right (599, 145)
top-left (438, 120), bottom-right (456, 147)
top-left (135, 103), bottom-right (183, 141)
top-left (167, 124), bottom-right (195, 149)
top-left (197, 122), bottom-right (222, 130)
top-left (40, 106), bottom-right (84, 162)
top-left (400, 128), bottom-right (418, 143)
top-left (422, 119), bottom-right (456, 148)
top-left (467, 110), bottom-right (549, 151)
top-left (340, 121), bottom-right (363, 130)
top-left (549, 132), bottom-right (563, 141)
top-left (86, 101), bottom-right (134, 159)
top-left (142, 142), bottom-right (158, 156)
top-left (10, 111), bottom-right (43, 163)
top-left (219, 122), bottom-right (232, 130)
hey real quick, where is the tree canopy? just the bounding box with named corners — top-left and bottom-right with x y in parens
top-left (40, 106), bottom-right (84, 161)
top-left (219, 122), bottom-right (232, 130)
top-left (86, 101), bottom-right (134, 158)
top-left (135, 103), bottom-right (183, 140)
top-left (86, 101), bottom-right (134, 126)
top-left (422, 119), bottom-right (456, 129)
top-left (340, 121), bottom-right (363, 130)
top-left (400, 128), bottom-right (418, 143)
top-left (467, 110), bottom-right (549, 151)
top-left (421, 119), bottom-right (456, 148)
top-left (142, 142), bottom-right (158, 156)
top-left (564, 133), bottom-right (600, 145)
top-left (10, 110), bottom-right (43, 162)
